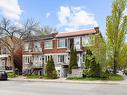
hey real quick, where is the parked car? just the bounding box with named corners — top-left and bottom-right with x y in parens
top-left (0, 71), bottom-right (8, 80)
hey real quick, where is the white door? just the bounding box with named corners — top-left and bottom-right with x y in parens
top-left (74, 37), bottom-right (80, 49)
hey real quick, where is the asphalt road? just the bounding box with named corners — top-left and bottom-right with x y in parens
top-left (0, 80), bottom-right (127, 95)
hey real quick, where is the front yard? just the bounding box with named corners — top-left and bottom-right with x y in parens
top-left (67, 74), bottom-right (124, 81)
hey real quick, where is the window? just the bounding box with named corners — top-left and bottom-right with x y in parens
top-left (74, 37), bottom-right (80, 49)
top-left (24, 56), bottom-right (32, 64)
top-left (24, 43), bottom-right (29, 50)
top-left (45, 56), bottom-right (50, 63)
top-left (35, 42), bottom-right (40, 48)
top-left (58, 55), bottom-right (64, 63)
top-left (58, 38), bottom-right (67, 48)
top-left (25, 57), bottom-right (27, 63)
top-left (44, 40), bottom-right (52, 49)
top-left (82, 36), bottom-right (89, 46)
top-left (83, 53), bottom-right (86, 62)
top-left (1, 48), bottom-right (7, 54)
top-left (28, 42), bottom-right (33, 50)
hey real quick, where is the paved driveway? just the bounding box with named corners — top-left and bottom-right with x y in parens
top-left (0, 80), bottom-right (127, 95)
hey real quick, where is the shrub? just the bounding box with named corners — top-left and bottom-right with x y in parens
top-left (100, 71), bottom-right (109, 79)
top-left (68, 47), bottom-right (78, 74)
top-left (45, 56), bottom-right (57, 79)
top-left (7, 72), bottom-right (17, 78)
top-left (83, 49), bottom-right (101, 77)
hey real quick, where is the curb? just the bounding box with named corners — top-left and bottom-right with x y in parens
top-left (8, 78), bottom-right (123, 85)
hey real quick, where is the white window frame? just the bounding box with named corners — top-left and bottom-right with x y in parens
top-left (82, 35), bottom-right (90, 47)
top-left (74, 37), bottom-right (80, 49)
top-left (44, 40), bottom-right (52, 49)
top-left (57, 38), bottom-right (67, 48)
top-left (58, 55), bottom-right (65, 63)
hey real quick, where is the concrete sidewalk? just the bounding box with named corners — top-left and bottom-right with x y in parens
top-left (9, 77), bottom-right (126, 85)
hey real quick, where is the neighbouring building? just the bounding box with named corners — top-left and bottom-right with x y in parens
top-left (0, 45), bottom-right (12, 71)
top-left (22, 36), bottom-right (44, 75)
top-left (22, 27), bottom-right (101, 77)
top-left (0, 37), bottom-right (22, 72)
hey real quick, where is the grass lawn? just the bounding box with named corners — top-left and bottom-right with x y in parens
top-left (25, 74), bottom-right (43, 79)
top-left (67, 74), bottom-right (124, 81)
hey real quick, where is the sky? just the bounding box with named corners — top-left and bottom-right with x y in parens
top-left (0, 0), bottom-right (114, 36)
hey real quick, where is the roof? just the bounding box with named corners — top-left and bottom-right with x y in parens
top-left (55, 28), bottom-right (98, 38)
top-left (22, 27), bottom-right (100, 40)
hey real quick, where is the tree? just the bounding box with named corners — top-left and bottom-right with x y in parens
top-left (0, 18), bottom-right (40, 73)
top-left (68, 47), bottom-right (78, 74)
top-left (83, 49), bottom-right (101, 77)
top-left (40, 26), bottom-right (57, 36)
top-left (89, 34), bottom-right (106, 71)
top-left (118, 44), bottom-right (127, 69)
top-left (106, 0), bottom-right (127, 74)
top-left (45, 56), bottom-right (57, 79)
top-left (73, 48), bottom-right (78, 68)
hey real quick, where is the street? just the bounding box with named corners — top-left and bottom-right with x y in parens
top-left (0, 80), bottom-right (127, 95)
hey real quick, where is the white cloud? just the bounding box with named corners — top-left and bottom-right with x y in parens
top-left (0, 0), bottom-right (22, 21)
top-left (57, 6), bottom-right (98, 31)
top-left (58, 6), bottom-right (70, 24)
top-left (46, 12), bottom-right (51, 18)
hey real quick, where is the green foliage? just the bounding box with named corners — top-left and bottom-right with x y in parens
top-left (7, 72), bottom-right (16, 78)
top-left (45, 56), bottom-right (57, 79)
top-left (83, 49), bottom-right (101, 77)
top-left (106, 0), bottom-right (127, 74)
top-left (73, 48), bottom-right (78, 69)
top-left (108, 74), bottom-right (124, 81)
top-left (68, 47), bottom-right (78, 74)
top-left (41, 26), bottom-right (57, 36)
top-left (118, 44), bottom-right (127, 68)
top-left (100, 70), bottom-right (110, 79)
top-left (90, 34), bottom-right (106, 71)
top-left (67, 74), bottom-right (124, 81)
top-left (25, 74), bottom-right (43, 79)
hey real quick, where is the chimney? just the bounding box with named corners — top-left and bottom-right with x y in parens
top-left (94, 27), bottom-right (99, 33)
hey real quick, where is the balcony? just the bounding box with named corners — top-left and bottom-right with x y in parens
top-left (31, 63), bottom-right (44, 69)
top-left (24, 47), bottom-right (42, 53)
top-left (0, 54), bottom-right (9, 58)
top-left (33, 47), bottom-right (42, 52)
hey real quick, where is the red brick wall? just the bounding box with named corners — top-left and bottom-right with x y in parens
top-left (43, 39), bottom-right (67, 54)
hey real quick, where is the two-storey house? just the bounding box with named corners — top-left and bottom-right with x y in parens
top-left (43, 27), bottom-right (100, 77)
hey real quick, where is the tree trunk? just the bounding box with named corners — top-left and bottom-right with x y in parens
top-left (113, 50), bottom-right (118, 74)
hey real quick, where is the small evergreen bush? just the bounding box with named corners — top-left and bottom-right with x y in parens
top-left (45, 56), bottom-right (57, 79)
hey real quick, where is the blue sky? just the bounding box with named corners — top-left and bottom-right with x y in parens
top-left (0, 0), bottom-right (113, 36)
